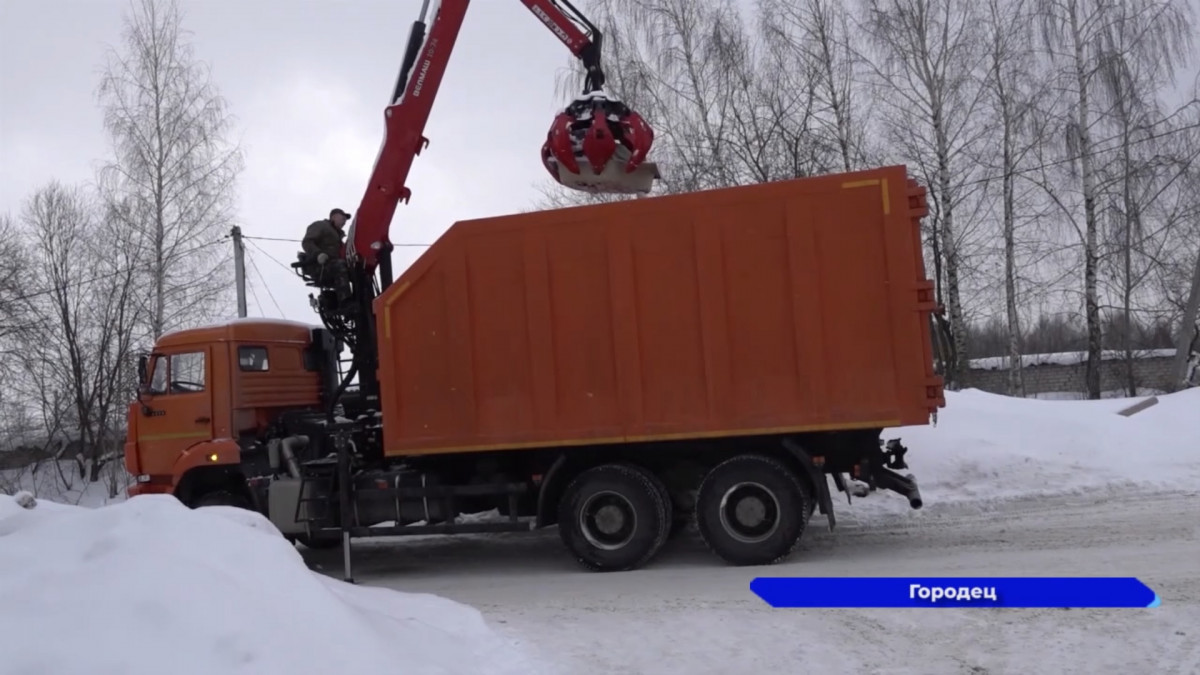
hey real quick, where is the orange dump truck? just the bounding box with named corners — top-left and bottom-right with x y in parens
top-left (125, 165), bottom-right (945, 572)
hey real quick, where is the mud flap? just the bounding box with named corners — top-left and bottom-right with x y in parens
top-left (535, 454), bottom-right (570, 529)
top-left (781, 438), bottom-right (836, 531)
top-left (553, 146), bottom-right (661, 195)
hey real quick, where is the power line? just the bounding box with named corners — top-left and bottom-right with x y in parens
top-left (250, 256), bottom-right (285, 317)
top-left (245, 238), bottom-right (295, 276)
top-left (246, 276), bottom-right (264, 317)
top-left (4, 236), bottom-right (231, 306)
top-left (245, 246), bottom-right (285, 318)
top-left (241, 235), bottom-right (305, 243)
top-left (243, 234), bottom-right (431, 247)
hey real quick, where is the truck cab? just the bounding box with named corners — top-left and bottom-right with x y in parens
top-left (124, 319), bottom-right (335, 507)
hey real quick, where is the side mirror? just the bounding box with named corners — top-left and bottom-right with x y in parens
top-left (135, 353), bottom-right (163, 417)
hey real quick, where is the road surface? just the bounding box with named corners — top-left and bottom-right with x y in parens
top-left (303, 488), bottom-right (1199, 674)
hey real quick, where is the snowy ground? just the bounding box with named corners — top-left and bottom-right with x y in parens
top-left (306, 490), bottom-right (1199, 674)
top-left (0, 459), bottom-right (128, 507)
top-left (298, 388), bottom-right (1200, 674)
top-left (0, 493), bottom-right (542, 675)
top-left (1, 388), bottom-right (1196, 674)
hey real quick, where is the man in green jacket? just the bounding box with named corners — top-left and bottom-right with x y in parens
top-left (301, 208), bottom-right (353, 307)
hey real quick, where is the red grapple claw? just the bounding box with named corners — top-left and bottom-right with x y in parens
top-left (581, 107), bottom-right (617, 174)
top-left (543, 112), bottom-right (580, 175)
top-left (617, 110), bottom-right (654, 173)
top-left (541, 91), bottom-right (657, 192)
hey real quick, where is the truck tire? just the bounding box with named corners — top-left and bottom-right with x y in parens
top-left (557, 463), bottom-right (672, 572)
top-left (295, 533), bottom-right (342, 550)
top-left (193, 489), bottom-right (251, 510)
top-left (635, 464), bottom-right (675, 553)
top-left (694, 454), bottom-right (810, 566)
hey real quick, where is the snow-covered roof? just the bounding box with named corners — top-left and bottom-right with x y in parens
top-left (969, 349), bottom-right (1176, 371)
top-left (156, 317), bottom-right (321, 343)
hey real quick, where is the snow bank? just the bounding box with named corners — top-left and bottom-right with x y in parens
top-left (1133, 386), bottom-right (1200, 437)
top-left (0, 494), bottom-right (538, 675)
top-left (872, 387), bottom-right (1200, 507)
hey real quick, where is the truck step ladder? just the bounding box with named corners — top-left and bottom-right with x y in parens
top-left (294, 456), bottom-right (339, 529)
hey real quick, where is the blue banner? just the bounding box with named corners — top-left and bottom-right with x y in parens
top-left (750, 577), bottom-right (1159, 608)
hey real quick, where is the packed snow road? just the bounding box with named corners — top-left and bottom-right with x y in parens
top-left (303, 487), bottom-right (1200, 674)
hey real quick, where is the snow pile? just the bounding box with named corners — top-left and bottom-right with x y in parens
top-left (1134, 385), bottom-right (1200, 437)
top-left (874, 387), bottom-right (1200, 506)
top-left (0, 494), bottom-right (539, 675)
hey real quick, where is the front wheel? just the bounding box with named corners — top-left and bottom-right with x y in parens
top-left (694, 454), bottom-right (811, 566)
top-left (295, 533), bottom-right (342, 550)
top-left (192, 489), bottom-right (251, 510)
top-left (557, 463), bottom-right (672, 572)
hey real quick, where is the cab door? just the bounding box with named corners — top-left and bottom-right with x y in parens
top-left (135, 348), bottom-right (214, 477)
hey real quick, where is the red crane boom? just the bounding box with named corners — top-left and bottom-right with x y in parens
top-left (344, 0), bottom-right (658, 273)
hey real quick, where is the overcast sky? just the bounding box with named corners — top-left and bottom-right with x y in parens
top-left (2, 0), bottom-right (1198, 326)
top-left (0, 0), bottom-right (581, 322)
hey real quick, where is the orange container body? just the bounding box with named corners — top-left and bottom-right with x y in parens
top-left (374, 165), bottom-right (945, 458)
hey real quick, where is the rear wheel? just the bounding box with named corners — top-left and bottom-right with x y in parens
top-left (557, 463), bottom-right (672, 572)
top-left (639, 465), bottom-right (675, 553)
top-left (695, 454), bottom-right (811, 566)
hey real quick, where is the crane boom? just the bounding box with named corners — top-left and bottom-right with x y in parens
top-left (345, 0), bottom-right (655, 274)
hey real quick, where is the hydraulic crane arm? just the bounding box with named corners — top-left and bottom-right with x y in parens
top-left (344, 0), bottom-right (656, 274)
top-left (520, 0), bottom-right (606, 91)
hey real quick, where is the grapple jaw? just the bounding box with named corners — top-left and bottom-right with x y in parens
top-left (541, 89), bottom-right (660, 195)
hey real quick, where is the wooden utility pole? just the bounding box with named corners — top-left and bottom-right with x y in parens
top-left (1169, 246), bottom-right (1200, 390)
top-left (231, 226), bottom-right (247, 318)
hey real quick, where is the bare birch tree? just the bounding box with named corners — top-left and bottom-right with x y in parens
top-left (977, 0), bottom-right (1053, 395)
top-left (1034, 0), bottom-right (1193, 398)
top-left (1170, 232), bottom-right (1200, 388)
top-left (759, 0), bottom-right (878, 172)
top-left (1155, 120), bottom-right (1200, 389)
top-left (1095, 6), bottom-right (1196, 394)
top-left (97, 0), bottom-right (242, 339)
top-left (710, 7), bottom-right (810, 183)
top-left (1098, 145), bottom-right (1200, 394)
top-left (539, 0), bottom-right (854, 208)
top-left (857, 0), bottom-right (991, 389)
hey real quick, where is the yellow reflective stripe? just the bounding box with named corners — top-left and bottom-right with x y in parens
top-left (842, 178), bottom-right (890, 214)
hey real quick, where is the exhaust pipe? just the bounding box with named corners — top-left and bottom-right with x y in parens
top-left (905, 480), bottom-right (923, 510)
top-left (277, 436), bottom-right (307, 479)
top-left (872, 466), bottom-right (923, 510)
